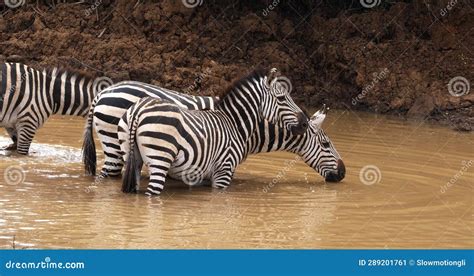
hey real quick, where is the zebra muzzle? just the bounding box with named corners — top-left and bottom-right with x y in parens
top-left (325, 159), bottom-right (346, 182)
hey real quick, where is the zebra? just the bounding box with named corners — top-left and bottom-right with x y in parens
top-left (247, 105), bottom-right (345, 182)
top-left (82, 80), bottom-right (217, 176)
top-left (0, 62), bottom-right (113, 155)
top-left (82, 74), bottom-right (345, 182)
top-left (118, 68), bottom-right (308, 195)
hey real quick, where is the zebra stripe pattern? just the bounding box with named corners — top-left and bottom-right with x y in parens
top-left (247, 106), bottom-right (345, 182)
top-left (0, 62), bottom-right (112, 154)
top-left (82, 78), bottom-right (345, 182)
top-left (82, 80), bottom-right (217, 176)
top-left (118, 69), bottom-right (308, 195)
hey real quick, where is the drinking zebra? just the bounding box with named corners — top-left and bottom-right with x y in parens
top-left (0, 62), bottom-right (113, 154)
top-left (118, 69), bottom-right (308, 195)
top-left (253, 105), bottom-right (345, 182)
top-left (82, 73), bottom-right (345, 182)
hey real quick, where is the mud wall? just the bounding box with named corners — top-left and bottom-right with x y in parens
top-left (0, 0), bottom-right (472, 130)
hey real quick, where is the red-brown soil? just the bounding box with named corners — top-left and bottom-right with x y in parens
top-left (0, 0), bottom-right (472, 130)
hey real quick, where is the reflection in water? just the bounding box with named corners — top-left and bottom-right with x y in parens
top-left (0, 112), bottom-right (472, 248)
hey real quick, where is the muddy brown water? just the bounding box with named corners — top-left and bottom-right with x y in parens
top-left (0, 110), bottom-right (472, 249)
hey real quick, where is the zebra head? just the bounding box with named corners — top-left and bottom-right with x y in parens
top-left (298, 105), bottom-right (345, 182)
top-left (261, 68), bottom-right (308, 135)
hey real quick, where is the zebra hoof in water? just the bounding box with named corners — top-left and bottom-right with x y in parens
top-left (145, 191), bottom-right (160, 196)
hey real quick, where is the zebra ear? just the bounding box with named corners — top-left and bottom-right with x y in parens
top-left (310, 104), bottom-right (328, 128)
top-left (266, 68), bottom-right (279, 87)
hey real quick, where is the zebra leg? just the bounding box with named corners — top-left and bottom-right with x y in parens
top-left (15, 125), bottom-right (38, 155)
top-left (101, 156), bottom-right (124, 178)
top-left (97, 131), bottom-right (125, 178)
top-left (144, 153), bottom-right (175, 196)
top-left (1, 127), bottom-right (17, 150)
top-left (211, 165), bottom-right (235, 189)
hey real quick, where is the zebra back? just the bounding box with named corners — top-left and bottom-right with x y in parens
top-left (0, 62), bottom-right (113, 155)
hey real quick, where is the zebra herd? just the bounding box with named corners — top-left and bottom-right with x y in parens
top-left (1, 62), bottom-right (346, 196)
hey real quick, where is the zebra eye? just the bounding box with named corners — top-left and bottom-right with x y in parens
top-left (321, 141), bottom-right (330, 148)
top-left (276, 95), bottom-right (286, 101)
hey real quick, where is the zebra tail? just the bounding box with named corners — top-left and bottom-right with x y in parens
top-left (82, 99), bottom-right (98, 176)
top-left (122, 107), bottom-right (141, 193)
top-left (122, 144), bottom-right (140, 193)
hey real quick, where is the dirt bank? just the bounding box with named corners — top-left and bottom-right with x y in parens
top-left (0, 0), bottom-right (472, 130)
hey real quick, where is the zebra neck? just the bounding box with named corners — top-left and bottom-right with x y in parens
top-left (49, 69), bottom-right (95, 116)
top-left (216, 88), bottom-right (260, 144)
top-left (247, 121), bottom-right (302, 154)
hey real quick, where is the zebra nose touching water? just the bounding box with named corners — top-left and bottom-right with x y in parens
top-left (295, 105), bottom-right (345, 182)
top-left (0, 62), bottom-right (113, 155)
top-left (245, 104), bottom-right (345, 183)
top-left (117, 68), bottom-right (308, 195)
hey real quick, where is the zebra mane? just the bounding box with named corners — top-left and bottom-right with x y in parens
top-left (216, 68), bottom-right (267, 103)
top-left (44, 65), bottom-right (100, 82)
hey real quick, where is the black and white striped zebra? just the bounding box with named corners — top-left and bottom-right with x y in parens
top-left (0, 62), bottom-right (113, 154)
top-left (248, 105), bottom-right (345, 182)
top-left (82, 74), bottom-right (345, 182)
top-left (82, 80), bottom-right (217, 176)
top-left (118, 69), bottom-right (308, 195)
